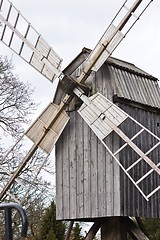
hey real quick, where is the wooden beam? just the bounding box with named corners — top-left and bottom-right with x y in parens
top-left (135, 217), bottom-right (149, 238)
top-left (85, 219), bottom-right (104, 240)
top-left (99, 217), bottom-right (149, 240)
top-left (101, 217), bottom-right (128, 240)
top-left (65, 221), bottom-right (74, 240)
top-left (125, 217), bottom-right (149, 240)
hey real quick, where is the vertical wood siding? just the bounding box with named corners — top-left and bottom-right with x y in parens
top-left (56, 64), bottom-right (121, 220)
top-left (119, 104), bottom-right (160, 218)
top-left (56, 112), bottom-right (121, 220)
top-left (55, 54), bottom-right (160, 220)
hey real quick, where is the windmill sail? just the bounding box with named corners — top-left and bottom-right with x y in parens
top-left (74, 88), bottom-right (160, 201)
top-left (77, 0), bottom-right (153, 84)
top-left (26, 103), bottom-right (70, 154)
top-left (0, 0), bottom-right (62, 82)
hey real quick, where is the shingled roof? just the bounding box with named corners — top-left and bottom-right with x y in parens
top-left (105, 56), bottom-right (160, 110)
top-left (54, 47), bottom-right (160, 110)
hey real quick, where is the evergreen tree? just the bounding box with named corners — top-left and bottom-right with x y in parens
top-left (143, 218), bottom-right (160, 240)
top-left (72, 223), bottom-right (82, 240)
top-left (126, 218), bottom-right (160, 240)
top-left (35, 201), bottom-right (66, 240)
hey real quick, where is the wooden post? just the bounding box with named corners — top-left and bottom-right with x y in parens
top-left (125, 217), bottom-right (149, 240)
top-left (85, 219), bottom-right (104, 240)
top-left (101, 217), bottom-right (127, 240)
top-left (65, 221), bottom-right (74, 240)
top-left (100, 217), bottom-right (149, 240)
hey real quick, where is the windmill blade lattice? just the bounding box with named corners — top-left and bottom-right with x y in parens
top-left (76, 0), bottom-right (153, 84)
top-left (0, 0), bottom-right (62, 82)
top-left (26, 103), bottom-right (70, 154)
top-left (75, 89), bottom-right (160, 201)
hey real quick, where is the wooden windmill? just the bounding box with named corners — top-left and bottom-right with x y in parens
top-left (0, 0), bottom-right (159, 238)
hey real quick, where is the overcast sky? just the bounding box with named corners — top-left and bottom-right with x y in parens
top-left (0, 0), bottom-right (160, 121)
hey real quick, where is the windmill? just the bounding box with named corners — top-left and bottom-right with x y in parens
top-left (0, 0), bottom-right (159, 238)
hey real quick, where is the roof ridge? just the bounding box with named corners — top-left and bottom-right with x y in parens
top-left (82, 47), bottom-right (157, 81)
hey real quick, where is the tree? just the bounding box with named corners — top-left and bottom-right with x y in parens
top-left (0, 56), bottom-right (36, 139)
top-left (34, 200), bottom-right (66, 240)
top-left (0, 145), bottom-right (55, 237)
top-left (0, 56), bottom-right (55, 238)
top-left (143, 218), bottom-right (160, 240)
top-left (72, 223), bottom-right (83, 240)
top-left (0, 56), bottom-right (53, 204)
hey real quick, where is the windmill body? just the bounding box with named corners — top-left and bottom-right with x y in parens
top-left (0, 1), bottom-right (160, 237)
top-left (54, 48), bottom-right (160, 220)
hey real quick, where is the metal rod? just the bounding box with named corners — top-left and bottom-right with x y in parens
top-left (0, 203), bottom-right (28, 237)
top-left (4, 208), bottom-right (13, 240)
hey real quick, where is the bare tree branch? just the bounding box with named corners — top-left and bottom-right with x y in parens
top-left (0, 56), bottom-right (36, 139)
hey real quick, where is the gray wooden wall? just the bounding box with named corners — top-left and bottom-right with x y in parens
top-left (56, 111), bottom-right (120, 220)
top-left (119, 104), bottom-right (160, 218)
top-left (55, 50), bottom-right (160, 220)
top-left (56, 63), bottom-right (121, 220)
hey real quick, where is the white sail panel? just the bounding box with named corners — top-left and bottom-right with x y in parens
top-left (76, 91), bottom-right (160, 200)
top-left (0, 0), bottom-right (62, 82)
top-left (78, 92), bottom-right (128, 140)
top-left (26, 103), bottom-right (70, 154)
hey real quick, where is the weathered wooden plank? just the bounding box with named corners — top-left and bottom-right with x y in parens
top-left (62, 121), bottom-right (70, 219)
top-left (112, 131), bottom-right (121, 215)
top-left (69, 112), bottom-right (77, 219)
top-left (56, 137), bottom-right (63, 220)
top-left (90, 130), bottom-right (98, 217)
top-left (97, 138), bottom-right (107, 217)
top-left (105, 134), bottom-right (114, 216)
top-left (76, 114), bottom-right (84, 218)
top-left (83, 121), bottom-right (91, 218)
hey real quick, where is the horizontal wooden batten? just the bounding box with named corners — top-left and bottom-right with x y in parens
top-left (113, 95), bottom-right (160, 114)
